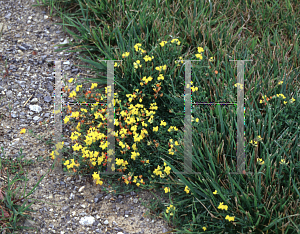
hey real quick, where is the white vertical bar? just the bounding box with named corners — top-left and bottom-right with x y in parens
top-left (53, 61), bottom-right (63, 175)
top-left (237, 61), bottom-right (245, 174)
top-left (229, 60), bottom-right (252, 175)
top-left (104, 61), bottom-right (115, 174)
top-left (174, 60), bottom-right (201, 175)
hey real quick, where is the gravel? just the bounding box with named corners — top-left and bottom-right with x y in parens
top-left (0, 0), bottom-right (175, 233)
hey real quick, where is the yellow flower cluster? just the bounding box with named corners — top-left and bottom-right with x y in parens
top-left (133, 60), bottom-right (142, 69)
top-left (153, 161), bottom-right (172, 179)
top-left (39, 37), bottom-right (300, 233)
top-left (249, 135), bottom-right (262, 147)
top-left (92, 171), bottom-right (103, 185)
top-left (64, 158), bottom-right (80, 170)
top-left (165, 204), bottom-right (176, 216)
top-left (132, 175), bottom-right (144, 186)
top-left (190, 81), bottom-right (199, 92)
top-left (195, 46), bottom-right (204, 60)
top-left (234, 83), bottom-right (244, 89)
top-left (218, 202), bottom-right (228, 210)
top-left (212, 192), bottom-right (235, 223)
top-left (225, 215), bottom-right (235, 222)
top-left (122, 51), bottom-right (130, 58)
top-left (259, 92), bottom-right (295, 105)
top-left (116, 158), bottom-right (129, 169)
top-left (167, 126), bottom-right (179, 132)
top-left (217, 202), bottom-right (235, 222)
top-left (155, 64), bottom-right (167, 72)
top-left (168, 138), bottom-right (180, 155)
top-left (57, 40), bottom-right (289, 230)
top-left (144, 55), bottom-right (154, 62)
top-left (191, 115), bottom-right (199, 123)
top-left (257, 158), bottom-right (265, 165)
top-left (134, 43), bottom-right (146, 54)
top-left (184, 185), bottom-right (190, 194)
top-left (279, 158), bottom-right (289, 165)
top-left (175, 56), bottom-right (184, 67)
top-left (142, 76), bottom-right (153, 84)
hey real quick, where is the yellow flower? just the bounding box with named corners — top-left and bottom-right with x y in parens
top-left (249, 140), bottom-right (258, 146)
top-left (278, 81), bottom-right (283, 85)
top-left (20, 128), bottom-right (26, 134)
top-left (160, 120), bottom-right (167, 126)
top-left (213, 190), bottom-right (218, 195)
top-left (164, 166), bottom-right (171, 175)
top-left (159, 41), bottom-right (168, 47)
top-left (202, 227), bottom-right (207, 231)
top-left (139, 49), bottom-right (146, 54)
top-left (225, 215), bottom-right (235, 222)
top-left (164, 187), bottom-right (170, 193)
top-left (184, 186), bottom-right (190, 194)
top-left (76, 84), bottom-right (82, 92)
top-left (157, 74), bottom-right (164, 80)
top-left (91, 83), bottom-right (98, 90)
top-left (133, 60), bottom-right (142, 69)
top-left (69, 90), bottom-right (77, 98)
top-left (175, 56), bottom-right (184, 66)
top-left (131, 151), bottom-right (140, 160)
top-left (280, 159), bottom-right (288, 165)
top-left (155, 65), bottom-right (167, 72)
top-left (143, 55), bottom-right (154, 62)
top-left (277, 93), bottom-right (286, 99)
top-left (197, 47), bottom-right (204, 53)
top-left (257, 135), bottom-right (262, 141)
top-left (64, 116), bottom-right (70, 124)
top-left (217, 202), bottom-right (228, 211)
top-left (134, 43), bottom-right (142, 51)
top-left (234, 83), bottom-right (244, 89)
top-left (68, 78), bottom-right (74, 83)
top-left (195, 53), bottom-right (203, 60)
top-left (122, 52), bottom-right (130, 58)
top-left (257, 158), bottom-right (264, 165)
top-left (171, 39), bottom-right (181, 45)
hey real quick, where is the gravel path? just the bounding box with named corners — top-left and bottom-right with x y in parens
top-left (0, 0), bottom-right (175, 233)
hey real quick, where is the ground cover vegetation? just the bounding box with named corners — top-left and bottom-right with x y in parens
top-left (1, 0), bottom-right (300, 233)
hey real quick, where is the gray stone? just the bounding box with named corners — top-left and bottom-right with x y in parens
top-left (79, 216), bottom-right (95, 226)
top-left (33, 116), bottom-right (40, 121)
top-left (6, 90), bottom-right (13, 98)
top-left (44, 96), bottom-right (52, 103)
top-left (17, 45), bottom-right (27, 51)
top-left (30, 98), bottom-right (38, 103)
top-left (28, 105), bottom-right (42, 113)
top-left (5, 13), bottom-right (12, 19)
top-left (103, 220), bottom-right (109, 225)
